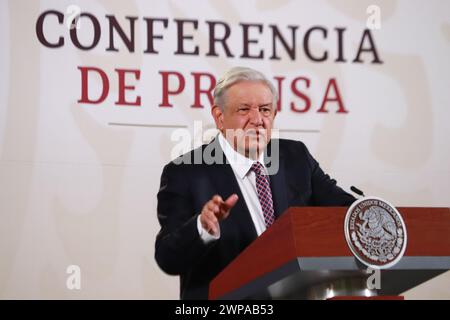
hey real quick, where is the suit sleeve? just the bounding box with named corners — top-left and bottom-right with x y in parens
top-left (302, 143), bottom-right (356, 206)
top-left (155, 162), bottom-right (216, 275)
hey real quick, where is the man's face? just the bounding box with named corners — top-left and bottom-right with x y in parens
top-left (212, 81), bottom-right (276, 159)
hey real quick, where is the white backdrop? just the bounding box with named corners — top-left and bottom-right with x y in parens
top-left (0, 0), bottom-right (449, 299)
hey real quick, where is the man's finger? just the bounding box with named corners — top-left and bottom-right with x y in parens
top-left (207, 222), bottom-right (218, 235)
top-left (202, 210), bottom-right (218, 225)
top-left (217, 194), bottom-right (239, 219)
top-left (223, 194), bottom-right (239, 211)
top-left (207, 201), bottom-right (219, 214)
top-left (212, 195), bottom-right (223, 205)
top-left (206, 200), bottom-right (215, 211)
top-left (201, 214), bottom-right (218, 234)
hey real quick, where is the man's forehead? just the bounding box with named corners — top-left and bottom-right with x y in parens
top-left (227, 82), bottom-right (273, 99)
top-left (228, 80), bottom-right (272, 91)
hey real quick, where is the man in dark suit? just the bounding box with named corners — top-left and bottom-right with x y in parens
top-left (155, 67), bottom-right (356, 299)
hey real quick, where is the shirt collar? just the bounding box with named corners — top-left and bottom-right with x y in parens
top-left (218, 133), bottom-right (266, 179)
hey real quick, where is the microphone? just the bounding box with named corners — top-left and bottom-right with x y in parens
top-left (350, 185), bottom-right (365, 197)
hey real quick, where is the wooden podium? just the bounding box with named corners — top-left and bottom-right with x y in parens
top-left (209, 207), bottom-right (450, 300)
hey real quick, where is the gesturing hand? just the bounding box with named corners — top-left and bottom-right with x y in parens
top-left (199, 194), bottom-right (239, 236)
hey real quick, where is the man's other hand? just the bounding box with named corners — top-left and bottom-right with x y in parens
top-left (199, 194), bottom-right (239, 236)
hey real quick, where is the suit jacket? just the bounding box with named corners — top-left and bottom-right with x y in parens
top-left (155, 138), bottom-right (355, 299)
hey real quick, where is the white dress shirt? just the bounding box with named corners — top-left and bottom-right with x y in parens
top-left (197, 133), bottom-right (269, 243)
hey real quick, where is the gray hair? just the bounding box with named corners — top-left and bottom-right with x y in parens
top-left (213, 67), bottom-right (278, 110)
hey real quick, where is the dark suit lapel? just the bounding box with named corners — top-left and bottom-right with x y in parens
top-left (265, 140), bottom-right (289, 219)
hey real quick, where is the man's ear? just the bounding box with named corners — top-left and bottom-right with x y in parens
top-left (211, 105), bottom-right (224, 130)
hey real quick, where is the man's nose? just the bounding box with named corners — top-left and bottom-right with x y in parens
top-left (249, 108), bottom-right (263, 125)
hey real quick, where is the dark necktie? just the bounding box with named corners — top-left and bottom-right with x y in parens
top-left (251, 161), bottom-right (276, 227)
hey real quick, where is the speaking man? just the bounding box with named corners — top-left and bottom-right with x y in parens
top-left (155, 67), bottom-right (356, 299)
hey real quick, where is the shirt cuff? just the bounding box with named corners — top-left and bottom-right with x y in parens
top-left (197, 215), bottom-right (220, 244)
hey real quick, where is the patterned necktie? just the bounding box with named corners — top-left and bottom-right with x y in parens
top-left (251, 161), bottom-right (276, 227)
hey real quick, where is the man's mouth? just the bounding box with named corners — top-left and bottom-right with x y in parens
top-left (245, 129), bottom-right (265, 137)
